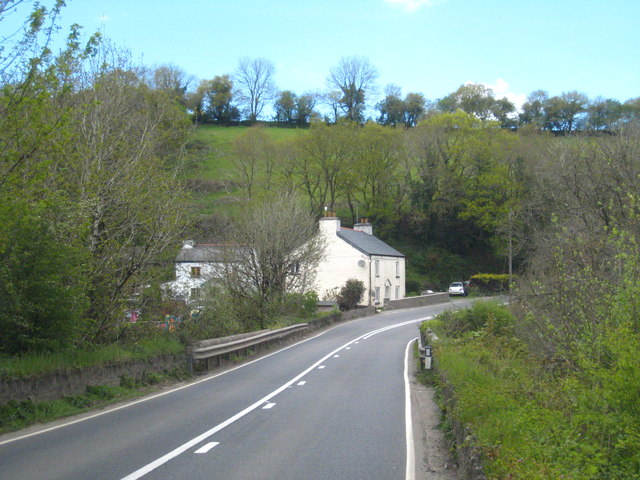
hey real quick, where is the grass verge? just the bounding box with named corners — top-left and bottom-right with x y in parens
top-left (424, 301), bottom-right (640, 479)
top-left (0, 368), bottom-right (190, 434)
top-left (0, 336), bottom-right (184, 381)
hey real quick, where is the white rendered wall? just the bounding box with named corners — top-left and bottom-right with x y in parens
top-left (168, 261), bottom-right (222, 300)
top-left (314, 217), bottom-right (405, 306)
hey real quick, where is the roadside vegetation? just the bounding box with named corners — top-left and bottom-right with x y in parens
top-left (1, 4), bottom-right (639, 468)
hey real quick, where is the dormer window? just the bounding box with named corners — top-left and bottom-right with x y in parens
top-left (191, 266), bottom-right (201, 278)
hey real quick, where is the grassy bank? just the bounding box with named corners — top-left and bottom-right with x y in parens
top-left (0, 336), bottom-right (184, 381)
top-left (0, 369), bottom-right (188, 434)
top-left (424, 301), bottom-right (640, 479)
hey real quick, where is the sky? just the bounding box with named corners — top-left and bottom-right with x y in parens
top-left (5, 0), bottom-right (640, 113)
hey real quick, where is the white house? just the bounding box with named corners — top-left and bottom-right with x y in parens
top-left (166, 215), bottom-right (406, 307)
top-left (315, 214), bottom-right (405, 307)
top-left (163, 241), bottom-right (231, 302)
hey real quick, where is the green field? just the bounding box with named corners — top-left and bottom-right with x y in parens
top-left (188, 124), bottom-right (301, 179)
top-left (186, 125), bottom-right (302, 218)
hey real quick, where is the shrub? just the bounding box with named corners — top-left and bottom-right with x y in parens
top-left (470, 273), bottom-right (511, 293)
top-left (336, 279), bottom-right (365, 311)
top-left (439, 300), bottom-right (514, 338)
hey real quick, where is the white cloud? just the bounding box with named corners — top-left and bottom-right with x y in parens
top-left (384, 0), bottom-right (448, 12)
top-left (98, 14), bottom-right (111, 22)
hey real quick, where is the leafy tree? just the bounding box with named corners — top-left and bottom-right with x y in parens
top-left (291, 122), bottom-right (355, 212)
top-left (377, 84), bottom-right (405, 127)
top-left (543, 91), bottom-right (589, 132)
top-left (193, 75), bottom-right (240, 124)
top-left (234, 57), bottom-right (276, 122)
top-left (404, 92), bottom-right (426, 127)
top-left (274, 90), bottom-right (297, 124)
top-left (148, 64), bottom-right (193, 106)
top-left (438, 83), bottom-right (496, 121)
top-left (586, 97), bottom-right (623, 131)
top-left (519, 90), bottom-right (548, 127)
top-left (327, 56), bottom-right (378, 123)
top-left (295, 92), bottom-right (318, 126)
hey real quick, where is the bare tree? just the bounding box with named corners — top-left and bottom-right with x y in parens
top-left (234, 57), bottom-right (276, 123)
top-left (327, 56), bottom-right (378, 123)
top-left (215, 194), bottom-right (326, 328)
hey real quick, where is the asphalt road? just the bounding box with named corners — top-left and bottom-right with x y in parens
top-left (0, 301), bottom-right (468, 480)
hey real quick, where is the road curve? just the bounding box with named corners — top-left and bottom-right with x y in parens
top-left (0, 301), bottom-right (468, 480)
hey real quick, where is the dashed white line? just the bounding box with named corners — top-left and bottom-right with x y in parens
top-left (263, 403), bottom-right (276, 409)
top-left (333, 354), bottom-right (340, 358)
top-left (297, 381), bottom-right (306, 386)
top-left (120, 316), bottom-right (431, 480)
top-left (195, 442), bottom-right (219, 454)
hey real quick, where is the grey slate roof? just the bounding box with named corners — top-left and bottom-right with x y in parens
top-left (175, 244), bottom-right (242, 262)
top-left (337, 228), bottom-right (405, 257)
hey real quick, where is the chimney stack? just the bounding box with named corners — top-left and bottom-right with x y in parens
top-left (353, 218), bottom-right (373, 235)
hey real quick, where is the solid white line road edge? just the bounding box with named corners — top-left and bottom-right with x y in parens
top-left (404, 337), bottom-right (418, 480)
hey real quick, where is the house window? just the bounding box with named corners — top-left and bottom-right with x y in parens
top-left (395, 285), bottom-right (400, 299)
top-left (375, 287), bottom-right (380, 303)
top-left (190, 287), bottom-right (201, 299)
top-left (191, 266), bottom-right (201, 278)
top-left (395, 261), bottom-right (400, 278)
top-left (289, 261), bottom-right (301, 275)
top-left (375, 260), bottom-right (380, 277)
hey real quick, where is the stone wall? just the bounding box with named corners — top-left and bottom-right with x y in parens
top-left (0, 354), bottom-right (185, 404)
top-left (384, 292), bottom-right (450, 310)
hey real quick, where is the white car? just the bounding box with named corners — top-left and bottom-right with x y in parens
top-left (448, 282), bottom-right (467, 296)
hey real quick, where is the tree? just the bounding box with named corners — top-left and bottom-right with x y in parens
top-left (148, 64), bottom-right (192, 106)
top-left (295, 92), bottom-right (318, 126)
top-left (377, 84), bottom-right (405, 127)
top-left (202, 75), bottom-right (240, 124)
top-left (291, 122), bottom-right (355, 212)
top-left (327, 56), bottom-right (378, 123)
top-left (214, 195), bottom-right (325, 329)
top-left (438, 83), bottom-right (496, 121)
top-left (230, 126), bottom-right (277, 198)
top-left (492, 97), bottom-right (516, 129)
top-left (519, 90), bottom-right (548, 127)
top-left (543, 91), bottom-right (589, 132)
top-left (274, 90), bottom-right (297, 124)
top-left (404, 92), bottom-right (426, 127)
top-left (586, 97), bottom-right (622, 131)
top-left (234, 57), bottom-right (276, 122)
top-left (70, 48), bottom-right (192, 339)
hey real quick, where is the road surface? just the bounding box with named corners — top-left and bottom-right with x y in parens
top-left (0, 301), bottom-right (468, 480)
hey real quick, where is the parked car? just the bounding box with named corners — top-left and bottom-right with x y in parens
top-left (448, 281), bottom-right (468, 296)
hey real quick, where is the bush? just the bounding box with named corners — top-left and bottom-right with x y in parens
top-left (470, 273), bottom-right (511, 293)
top-left (336, 279), bottom-right (365, 311)
top-left (438, 300), bottom-right (514, 338)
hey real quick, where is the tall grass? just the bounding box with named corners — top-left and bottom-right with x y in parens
top-left (427, 301), bottom-right (640, 479)
top-left (0, 336), bottom-right (183, 380)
